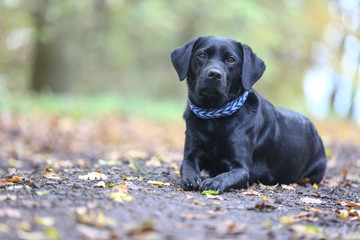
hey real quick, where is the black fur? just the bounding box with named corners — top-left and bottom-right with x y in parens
top-left (171, 36), bottom-right (327, 193)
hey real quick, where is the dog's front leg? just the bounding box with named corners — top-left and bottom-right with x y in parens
top-left (200, 168), bottom-right (249, 194)
top-left (180, 158), bottom-right (201, 191)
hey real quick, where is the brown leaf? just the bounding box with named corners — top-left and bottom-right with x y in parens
top-left (0, 176), bottom-right (23, 185)
top-left (345, 202), bottom-right (360, 208)
top-left (241, 188), bottom-right (259, 196)
top-left (213, 220), bottom-right (247, 235)
top-left (206, 194), bottom-right (223, 200)
top-left (41, 167), bottom-right (60, 180)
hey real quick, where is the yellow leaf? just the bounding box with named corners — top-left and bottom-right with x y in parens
top-left (41, 167), bottom-right (60, 180)
top-left (147, 180), bottom-right (170, 186)
top-left (260, 196), bottom-right (267, 200)
top-left (280, 215), bottom-right (300, 225)
top-left (34, 216), bottom-right (55, 227)
top-left (336, 210), bottom-right (349, 220)
top-left (106, 192), bottom-right (132, 202)
top-left (312, 183), bottom-right (318, 189)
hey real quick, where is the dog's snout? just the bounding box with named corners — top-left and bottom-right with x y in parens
top-left (207, 69), bottom-right (222, 81)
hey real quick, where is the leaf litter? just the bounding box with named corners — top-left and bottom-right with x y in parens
top-left (0, 114), bottom-right (360, 239)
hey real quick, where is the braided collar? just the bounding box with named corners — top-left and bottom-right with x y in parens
top-left (188, 91), bottom-right (249, 119)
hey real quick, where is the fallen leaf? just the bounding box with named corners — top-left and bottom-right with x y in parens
top-left (34, 216), bottom-right (55, 227)
top-left (0, 194), bottom-right (17, 201)
top-left (202, 190), bottom-right (219, 195)
top-left (0, 176), bottom-right (22, 183)
top-left (182, 213), bottom-right (213, 220)
top-left (186, 194), bottom-right (194, 200)
top-left (260, 195), bottom-right (267, 200)
top-left (79, 172), bottom-right (108, 180)
top-left (290, 224), bottom-right (324, 239)
top-left (45, 227), bottom-right (61, 240)
top-left (147, 180), bottom-right (170, 186)
top-left (299, 197), bottom-right (323, 204)
top-left (93, 181), bottom-right (106, 188)
top-left (206, 194), bottom-right (223, 200)
top-left (106, 183), bottom-right (132, 202)
top-left (312, 183), bottom-right (318, 189)
top-left (281, 184), bottom-right (296, 191)
top-left (259, 183), bottom-right (278, 190)
top-left (0, 208), bottom-right (21, 218)
top-left (336, 210), bottom-right (349, 220)
top-left (125, 219), bottom-right (156, 237)
top-left (41, 167), bottom-right (61, 180)
top-left (35, 191), bottom-right (48, 196)
top-left (241, 189), bottom-right (259, 196)
top-left (0, 223), bottom-right (10, 233)
top-left (123, 176), bottom-right (144, 181)
top-left (248, 202), bottom-right (276, 212)
top-left (345, 202), bottom-right (360, 208)
top-left (305, 206), bottom-right (327, 214)
top-left (77, 225), bottom-right (119, 240)
top-left (73, 209), bottom-right (116, 228)
top-left (280, 212), bottom-right (318, 225)
top-left (213, 220), bottom-right (247, 235)
top-left (17, 230), bottom-right (46, 240)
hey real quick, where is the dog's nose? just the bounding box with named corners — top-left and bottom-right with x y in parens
top-left (207, 69), bottom-right (222, 81)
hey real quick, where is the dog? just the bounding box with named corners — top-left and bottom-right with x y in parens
top-left (171, 36), bottom-right (327, 193)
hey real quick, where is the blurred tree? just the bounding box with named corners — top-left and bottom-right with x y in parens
top-left (29, 0), bottom-right (80, 93)
top-left (0, 0), bottom-right (335, 112)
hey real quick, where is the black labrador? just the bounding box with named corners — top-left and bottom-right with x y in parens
top-left (171, 36), bottom-right (327, 193)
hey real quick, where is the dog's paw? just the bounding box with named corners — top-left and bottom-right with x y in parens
top-left (181, 176), bottom-right (201, 191)
top-left (199, 178), bottom-right (226, 194)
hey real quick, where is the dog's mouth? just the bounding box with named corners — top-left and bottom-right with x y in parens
top-left (195, 87), bottom-right (228, 108)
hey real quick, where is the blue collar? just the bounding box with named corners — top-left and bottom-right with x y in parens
top-left (188, 91), bottom-right (249, 119)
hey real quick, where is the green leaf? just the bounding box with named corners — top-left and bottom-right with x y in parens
top-left (201, 190), bottom-right (219, 195)
top-left (35, 191), bottom-right (47, 196)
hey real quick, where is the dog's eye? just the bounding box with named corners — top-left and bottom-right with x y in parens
top-left (198, 53), bottom-right (207, 59)
top-left (226, 57), bottom-right (235, 64)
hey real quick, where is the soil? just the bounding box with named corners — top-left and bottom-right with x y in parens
top-left (0, 114), bottom-right (360, 240)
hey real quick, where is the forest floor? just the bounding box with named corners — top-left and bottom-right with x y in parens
top-left (0, 113), bottom-right (360, 240)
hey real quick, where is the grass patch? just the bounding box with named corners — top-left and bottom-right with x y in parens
top-left (0, 90), bottom-right (185, 121)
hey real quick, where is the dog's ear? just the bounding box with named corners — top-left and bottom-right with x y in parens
top-left (240, 44), bottom-right (266, 90)
top-left (171, 37), bottom-right (200, 81)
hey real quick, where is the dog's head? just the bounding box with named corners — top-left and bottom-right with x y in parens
top-left (171, 36), bottom-right (266, 108)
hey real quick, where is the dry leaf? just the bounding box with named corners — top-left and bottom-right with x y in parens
top-left (206, 194), bottom-right (223, 200)
top-left (345, 202), bottom-right (360, 208)
top-left (336, 210), bottom-right (349, 220)
top-left (93, 181), bottom-right (106, 188)
top-left (79, 172), bottom-right (108, 180)
top-left (73, 209), bottom-right (116, 228)
top-left (299, 197), bottom-right (323, 204)
top-left (305, 206), bottom-right (327, 214)
top-left (41, 167), bottom-right (60, 180)
top-left (281, 184), bottom-right (296, 191)
top-left (213, 220), bottom-right (247, 235)
top-left (186, 194), bottom-right (194, 200)
top-left (241, 189), bottom-right (259, 196)
top-left (147, 180), bottom-right (170, 186)
top-left (106, 183), bottom-right (132, 202)
top-left (0, 176), bottom-right (22, 183)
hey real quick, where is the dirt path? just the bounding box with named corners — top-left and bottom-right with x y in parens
top-left (0, 115), bottom-right (360, 239)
